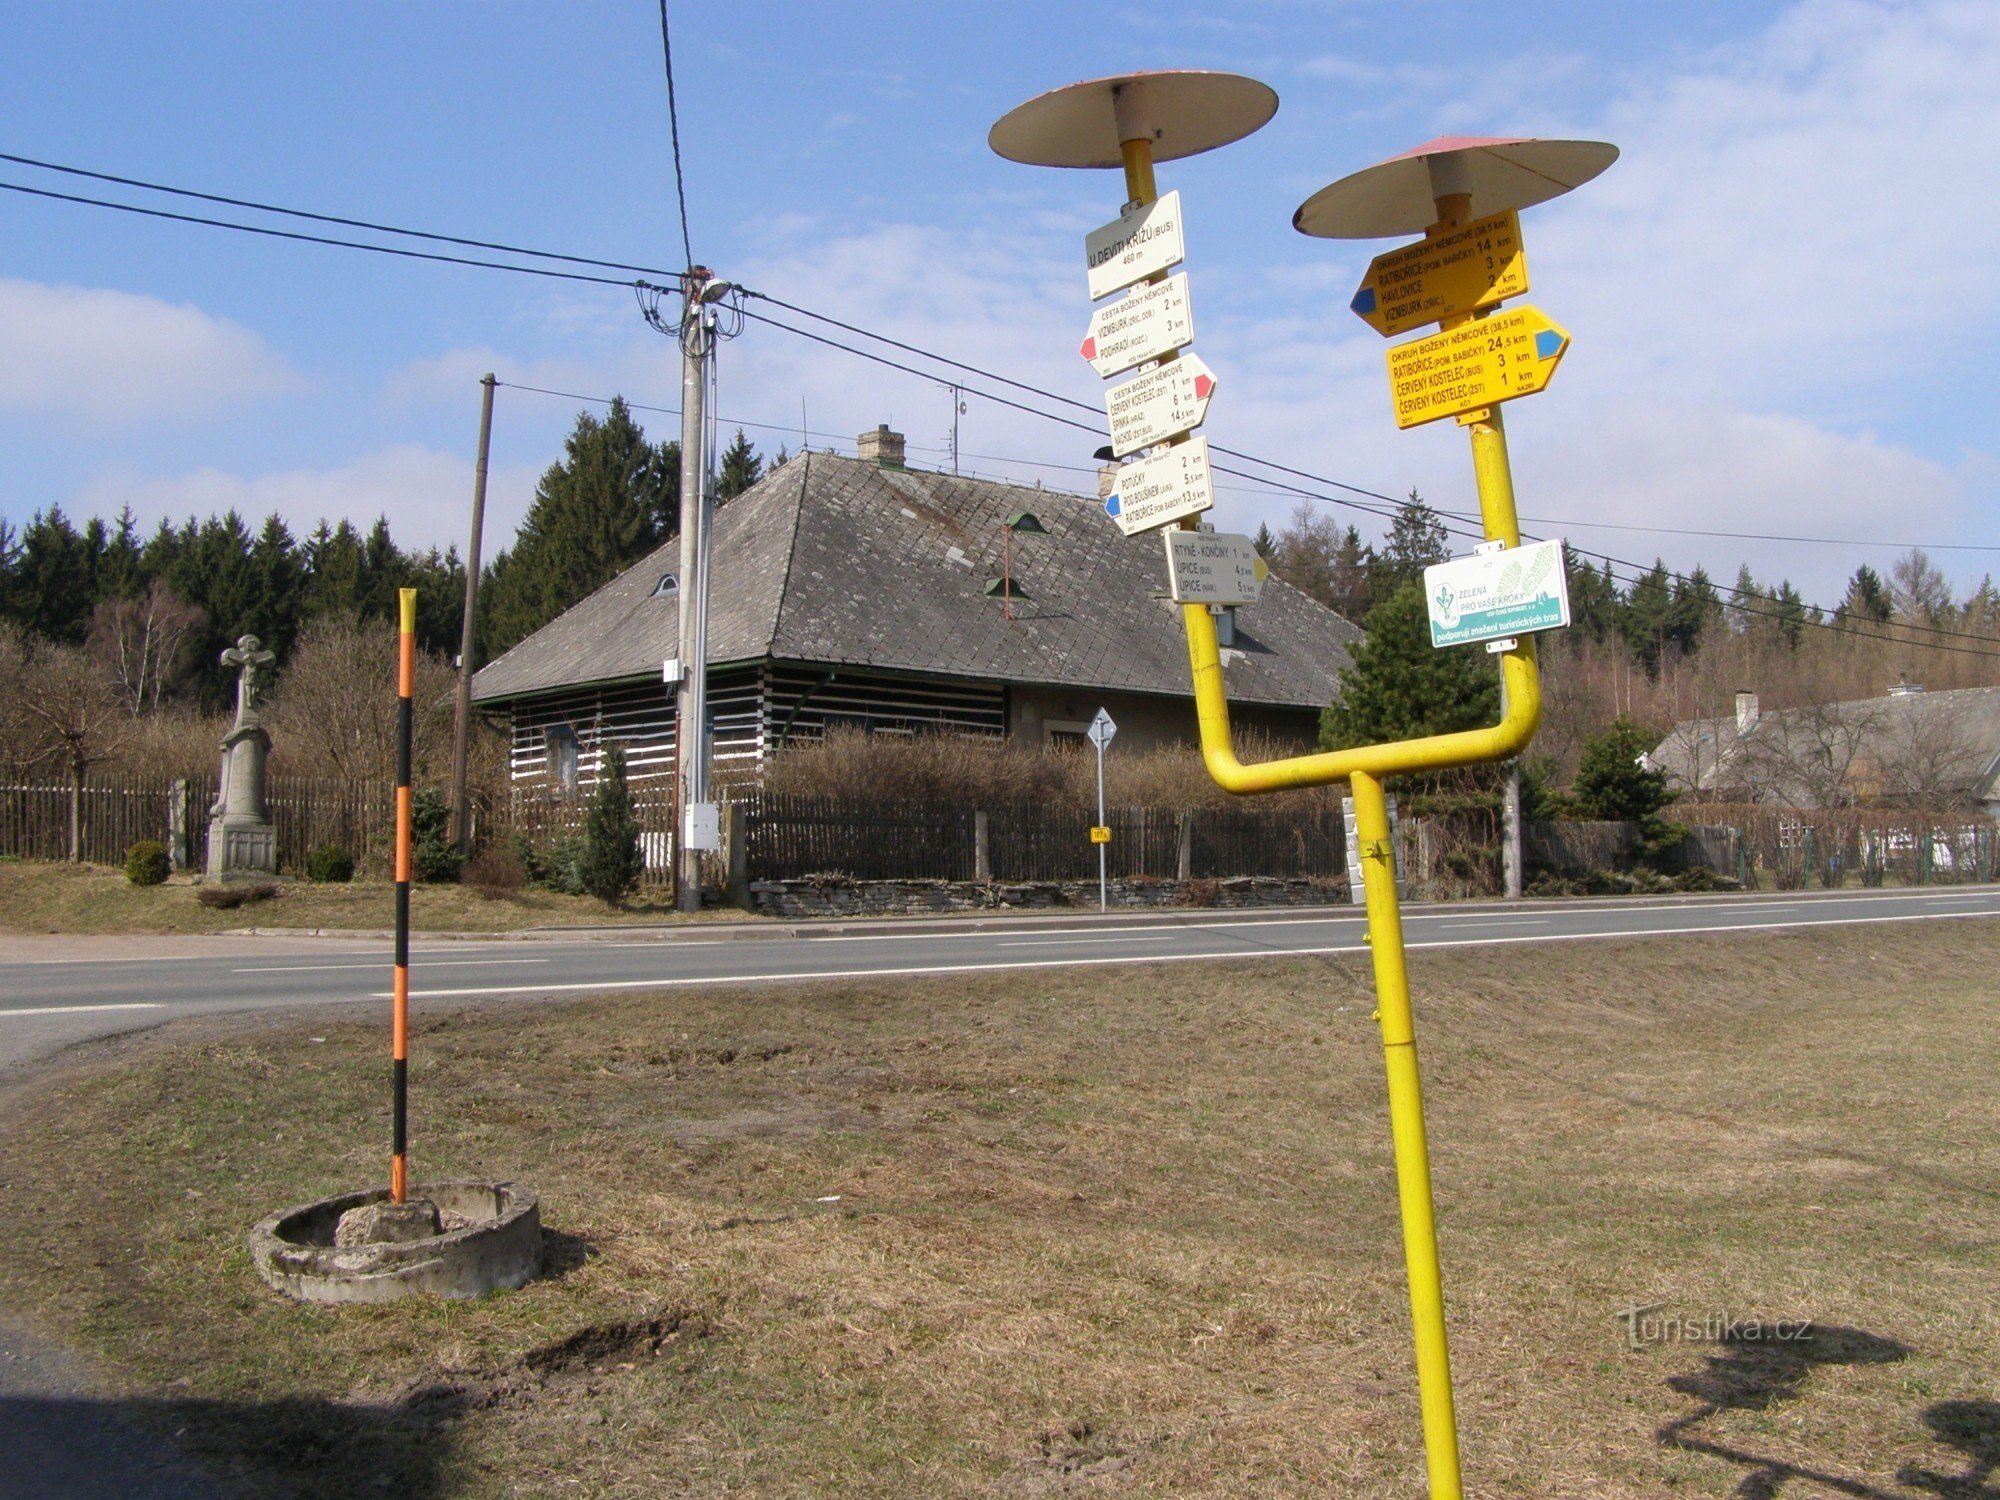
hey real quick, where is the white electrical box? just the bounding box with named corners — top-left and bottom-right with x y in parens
top-left (683, 802), bottom-right (721, 852)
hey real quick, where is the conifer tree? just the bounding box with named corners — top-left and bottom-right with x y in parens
top-left (479, 399), bottom-right (680, 656)
top-left (1320, 583), bottom-right (1499, 751)
top-left (578, 743), bottom-right (644, 906)
top-left (716, 428), bottom-right (763, 500)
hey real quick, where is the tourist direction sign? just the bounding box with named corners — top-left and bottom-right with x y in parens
top-left (1103, 438), bottom-right (1215, 536)
top-left (1385, 305), bottom-right (1569, 429)
top-left (1163, 530), bottom-right (1268, 606)
top-left (1085, 190), bottom-right (1185, 300)
top-left (1080, 273), bottom-right (1195, 378)
top-left (1423, 538), bottom-right (1570, 648)
top-left (1351, 209), bottom-right (1528, 337)
top-left (1105, 354), bottom-right (1216, 456)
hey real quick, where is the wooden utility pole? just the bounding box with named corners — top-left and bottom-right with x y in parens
top-left (450, 373), bottom-right (496, 852)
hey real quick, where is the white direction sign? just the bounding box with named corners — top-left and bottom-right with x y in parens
top-left (1087, 708), bottom-right (1117, 749)
top-left (1084, 190), bottom-right (1185, 300)
top-left (1105, 354), bottom-right (1217, 457)
top-left (1164, 530), bottom-right (1268, 606)
top-left (1079, 273), bottom-right (1194, 378)
top-left (1104, 436), bottom-right (1215, 537)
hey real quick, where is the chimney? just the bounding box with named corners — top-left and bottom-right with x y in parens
top-left (1097, 463), bottom-right (1121, 499)
top-left (1734, 690), bottom-right (1760, 736)
top-left (857, 424), bottom-right (905, 469)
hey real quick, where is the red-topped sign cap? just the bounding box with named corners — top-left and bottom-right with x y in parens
top-left (1294, 135), bottom-right (1618, 239)
top-left (990, 70), bottom-right (1278, 169)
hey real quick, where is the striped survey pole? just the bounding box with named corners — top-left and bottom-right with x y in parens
top-left (392, 587), bottom-right (415, 1203)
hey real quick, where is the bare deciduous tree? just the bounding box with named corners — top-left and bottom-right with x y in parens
top-left (266, 612), bottom-right (457, 784)
top-left (15, 641), bottom-right (131, 860)
top-left (88, 578), bottom-right (207, 715)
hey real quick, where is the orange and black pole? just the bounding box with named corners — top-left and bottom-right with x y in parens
top-left (392, 587), bottom-right (415, 1203)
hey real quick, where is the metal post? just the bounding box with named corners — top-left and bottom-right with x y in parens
top-left (392, 588), bottom-right (416, 1204)
top-left (1351, 767), bottom-right (1461, 1497)
top-left (1502, 761), bottom-right (1522, 898)
top-left (676, 275), bottom-right (714, 913)
top-left (1095, 739), bottom-right (1108, 912)
top-left (451, 374), bottom-right (496, 852)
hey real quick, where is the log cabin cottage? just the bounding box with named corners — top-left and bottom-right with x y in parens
top-left (470, 427), bottom-right (1363, 798)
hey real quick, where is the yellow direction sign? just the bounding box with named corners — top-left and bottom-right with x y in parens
top-left (1386, 306), bottom-right (1569, 429)
top-left (1351, 210), bottom-right (1527, 338)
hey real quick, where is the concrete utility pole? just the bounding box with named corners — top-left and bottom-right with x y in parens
top-left (450, 373), bottom-right (496, 852)
top-left (675, 271), bottom-right (723, 911)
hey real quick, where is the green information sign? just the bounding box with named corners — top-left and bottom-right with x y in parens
top-left (1423, 539), bottom-right (1570, 648)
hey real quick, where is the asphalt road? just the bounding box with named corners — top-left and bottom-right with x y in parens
top-left (3, 885), bottom-right (1996, 1070)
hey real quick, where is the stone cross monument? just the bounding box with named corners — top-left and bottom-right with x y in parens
top-left (206, 634), bottom-right (278, 882)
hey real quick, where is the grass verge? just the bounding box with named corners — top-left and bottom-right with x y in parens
top-left (0, 924), bottom-right (1996, 1496)
top-left (0, 859), bottom-right (737, 935)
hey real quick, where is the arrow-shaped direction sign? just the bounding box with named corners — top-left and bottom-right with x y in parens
top-left (1163, 529), bottom-right (1268, 606)
top-left (1385, 305), bottom-right (1570, 429)
top-left (1351, 209), bottom-right (1528, 338)
top-left (1079, 273), bottom-right (1194, 379)
top-left (1102, 436), bottom-right (1215, 536)
top-left (1105, 354), bottom-right (1216, 457)
top-left (1085, 190), bottom-right (1185, 301)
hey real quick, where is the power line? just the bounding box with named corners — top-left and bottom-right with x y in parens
top-left (0, 149), bottom-right (685, 279)
top-left (0, 178), bottom-right (650, 288)
top-left (9, 153), bottom-right (1991, 653)
top-left (656, 1), bottom-right (695, 272)
top-left (10, 150), bottom-right (1988, 559)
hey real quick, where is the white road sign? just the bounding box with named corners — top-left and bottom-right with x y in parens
top-left (1103, 436), bottom-right (1215, 536)
top-left (1163, 530), bottom-right (1268, 606)
top-left (1105, 354), bottom-right (1217, 457)
top-left (1079, 273), bottom-right (1195, 379)
top-left (1084, 190), bottom-right (1185, 300)
top-left (1087, 708), bottom-right (1117, 748)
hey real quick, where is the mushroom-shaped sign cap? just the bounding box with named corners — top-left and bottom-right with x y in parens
top-left (1294, 135), bottom-right (1618, 239)
top-left (990, 70), bottom-right (1278, 169)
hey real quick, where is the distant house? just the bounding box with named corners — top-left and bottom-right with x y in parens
top-left (1649, 684), bottom-right (2000, 818)
top-left (471, 426), bottom-right (1362, 795)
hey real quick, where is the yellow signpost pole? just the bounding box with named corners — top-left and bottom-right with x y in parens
top-left (997, 93), bottom-right (1613, 1497)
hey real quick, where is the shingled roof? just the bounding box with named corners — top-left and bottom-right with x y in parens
top-left (472, 452), bottom-right (1360, 709)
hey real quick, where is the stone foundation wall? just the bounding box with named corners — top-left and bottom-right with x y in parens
top-left (744, 874), bottom-right (1346, 919)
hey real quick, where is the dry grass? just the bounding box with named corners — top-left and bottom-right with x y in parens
top-left (0, 925), bottom-right (1995, 1497)
top-left (0, 860), bottom-right (738, 935)
top-left (763, 726), bottom-right (1345, 812)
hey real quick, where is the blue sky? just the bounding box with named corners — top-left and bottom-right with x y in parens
top-left (1, 0), bottom-right (1993, 605)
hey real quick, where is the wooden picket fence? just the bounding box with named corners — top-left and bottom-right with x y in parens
top-left (739, 792), bottom-right (1347, 883)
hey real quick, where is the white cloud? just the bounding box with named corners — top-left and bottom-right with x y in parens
top-left (72, 446), bottom-right (539, 557)
top-left (0, 279), bottom-right (300, 422)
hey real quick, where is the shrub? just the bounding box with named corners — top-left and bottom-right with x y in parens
top-left (534, 832), bottom-right (589, 896)
top-left (410, 788), bottom-right (465, 884)
top-left (1180, 877), bottom-right (1222, 908)
top-left (306, 845), bottom-right (355, 883)
top-left (196, 882), bottom-right (277, 909)
top-left (464, 841), bottom-right (527, 900)
top-left (124, 840), bottom-right (170, 886)
top-left (1673, 865), bottom-right (1718, 893)
top-left (577, 746), bottom-right (644, 906)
